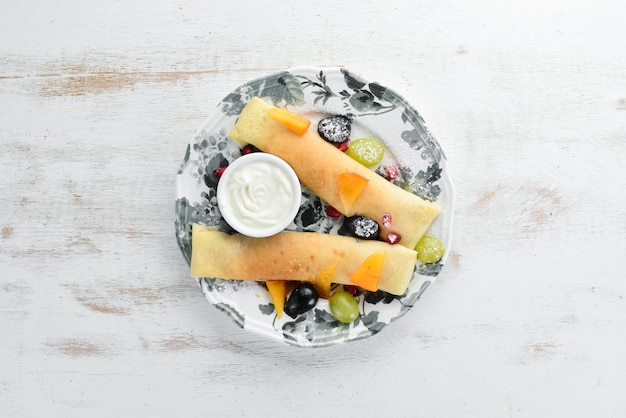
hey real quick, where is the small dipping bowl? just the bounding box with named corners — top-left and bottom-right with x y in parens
top-left (217, 153), bottom-right (301, 238)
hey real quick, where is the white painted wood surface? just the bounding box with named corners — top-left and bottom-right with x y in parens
top-left (2, 0), bottom-right (625, 416)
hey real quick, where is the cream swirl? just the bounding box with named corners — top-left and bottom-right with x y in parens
top-left (222, 160), bottom-right (295, 229)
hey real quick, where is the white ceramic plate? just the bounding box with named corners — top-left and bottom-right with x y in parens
top-left (175, 67), bottom-right (455, 347)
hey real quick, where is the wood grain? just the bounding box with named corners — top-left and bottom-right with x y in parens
top-left (1, 0), bottom-right (625, 417)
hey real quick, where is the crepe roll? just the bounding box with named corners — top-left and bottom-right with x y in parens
top-left (191, 225), bottom-right (417, 295)
top-left (228, 97), bottom-right (440, 249)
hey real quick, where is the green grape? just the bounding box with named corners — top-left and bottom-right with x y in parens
top-left (415, 235), bottom-right (445, 264)
top-left (346, 137), bottom-right (385, 167)
top-left (329, 290), bottom-right (360, 323)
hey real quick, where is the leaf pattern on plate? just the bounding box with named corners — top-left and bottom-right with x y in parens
top-left (175, 67), bottom-right (453, 347)
top-left (220, 71), bottom-right (305, 116)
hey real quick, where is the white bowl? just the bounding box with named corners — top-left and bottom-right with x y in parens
top-left (216, 153), bottom-right (301, 238)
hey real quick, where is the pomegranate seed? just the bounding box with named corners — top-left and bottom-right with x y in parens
top-left (213, 167), bottom-right (227, 178)
top-left (385, 166), bottom-right (398, 181)
top-left (325, 206), bottom-right (342, 218)
top-left (382, 212), bottom-right (392, 228)
top-left (344, 285), bottom-right (359, 295)
top-left (240, 144), bottom-right (259, 155)
top-left (334, 139), bottom-right (350, 152)
top-left (386, 232), bottom-right (401, 245)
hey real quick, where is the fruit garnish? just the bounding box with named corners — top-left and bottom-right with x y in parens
top-left (344, 285), bottom-right (361, 296)
top-left (318, 115), bottom-right (351, 143)
top-left (415, 235), bottom-right (445, 264)
top-left (213, 166), bottom-right (227, 178)
top-left (349, 251), bottom-right (387, 292)
top-left (337, 172), bottom-right (369, 212)
top-left (329, 290), bottom-right (360, 323)
top-left (346, 137), bottom-right (385, 167)
top-left (334, 139), bottom-right (351, 152)
top-left (325, 205), bottom-right (342, 218)
top-left (386, 232), bottom-right (401, 245)
top-left (385, 166), bottom-right (399, 182)
top-left (266, 280), bottom-right (286, 318)
top-left (284, 283), bottom-right (319, 318)
top-left (382, 212), bottom-right (392, 228)
top-left (344, 215), bottom-right (380, 240)
top-left (306, 261), bottom-right (337, 299)
top-left (240, 144), bottom-right (260, 155)
top-left (266, 107), bottom-right (311, 136)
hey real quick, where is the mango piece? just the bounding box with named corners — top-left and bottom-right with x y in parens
top-left (266, 107), bottom-right (311, 136)
top-left (266, 280), bottom-right (286, 318)
top-left (349, 251), bottom-right (387, 292)
top-left (305, 261), bottom-right (337, 299)
top-left (337, 172), bottom-right (369, 212)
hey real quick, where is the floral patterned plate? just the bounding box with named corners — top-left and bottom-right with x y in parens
top-left (175, 67), bottom-right (455, 347)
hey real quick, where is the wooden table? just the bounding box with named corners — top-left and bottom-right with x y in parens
top-left (2, 1), bottom-right (625, 416)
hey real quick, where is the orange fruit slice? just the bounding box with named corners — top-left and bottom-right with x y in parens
top-left (266, 107), bottom-right (311, 136)
top-left (266, 280), bottom-right (286, 318)
top-left (349, 251), bottom-right (387, 292)
top-left (309, 261), bottom-right (337, 299)
top-left (337, 172), bottom-right (369, 212)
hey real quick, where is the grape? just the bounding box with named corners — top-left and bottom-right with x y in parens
top-left (284, 283), bottom-right (318, 318)
top-left (329, 290), bottom-right (360, 323)
top-left (415, 235), bottom-right (445, 264)
top-left (346, 138), bottom-right (385, 167)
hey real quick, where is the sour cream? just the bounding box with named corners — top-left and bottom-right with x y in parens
top-left (217, 153), bottom-right (301, 237)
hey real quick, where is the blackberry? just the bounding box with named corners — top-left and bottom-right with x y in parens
top-left (344, 215), bottom-right (380, 240)
top-left (318, 115), bottom-right (351, 144)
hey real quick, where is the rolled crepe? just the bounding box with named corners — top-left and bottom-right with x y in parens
top-left (229, 97), bottom-right (440, 249)
top-left (191, 225), bottom-right (417, 295)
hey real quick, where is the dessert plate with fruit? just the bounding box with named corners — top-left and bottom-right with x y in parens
top-left (175, 67), bottom-right (455, 347)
